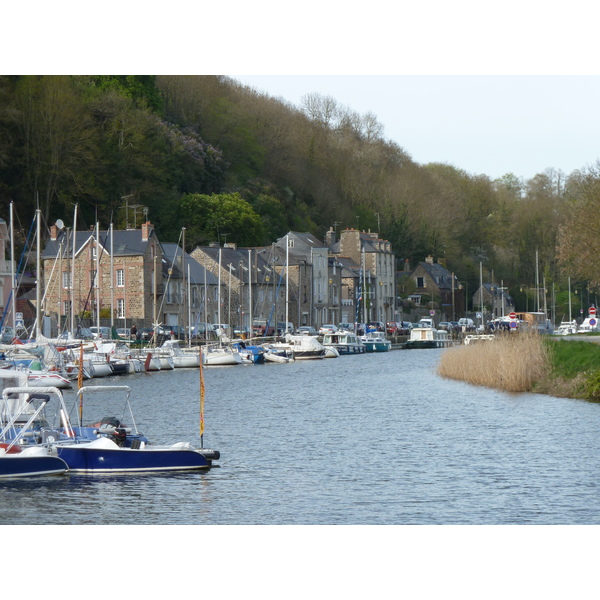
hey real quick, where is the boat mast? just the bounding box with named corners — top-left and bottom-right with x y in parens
top-left (9, 202), bottom-right (16, 332)
top-left (218, 247), bottom-right (222, 340)
top-left (70, 204), bottom-right (78, 336)
top-left (362, 246), bottom-right (367, 325)
top-left (110, 222), bottom-right (114, 331)
top-left (479, 261), bottom-right (484, 329)
top-left (248, 248), bottom-right (252, 335)
top-left (95, 221), bottom-right (100, 335)
top-left (204, 261), bottom-right (208, 335)
top-left (568, 276), bottom-right (572, 322)
top-left (285, 233), bottom-right (289, 331)
top-left (535, 248), bottom-right (540, 312)
top-left (187, 263), bottom-right (192, 348)
top-left (182, 227), bottom-right (187, 345)
top-left (35, 207), bottom-right (41, 339)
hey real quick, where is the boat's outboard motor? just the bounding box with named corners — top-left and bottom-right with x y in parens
top-left (112, 427), bottom-right (127, 447)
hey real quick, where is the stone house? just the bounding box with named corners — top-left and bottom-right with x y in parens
top-left (329, 228), bottom-right (396, 325)
top-left (275, 232), bottom-right (340, 329)
top-left (409, 256), bottom-right (463, 322)
top-left (42, 221), bottom-right (166, 333)
top-left (189, 243), bottom-right (280, 331)
top-left (161, 243), bottom-right (219, 332)
top-left (472, 283), bottom-right (515, 320)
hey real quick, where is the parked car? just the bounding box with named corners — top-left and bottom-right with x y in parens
top-left (253, 320), bottom-right (275, 336)
top-left (319, 324), bottom-right (338, 335)
top-left (438, 322), bottom-right (452, 331)
top-left (163, 325), bottom-right (187, 340)
top-left (458, 318), bottom-right (476, 331)
top-left (386, 322), bottom-right (400, 335)
top-left (73, 326), bottom-right (95, 340)
top-left (366, 321), bottom-right (385, 332)
top-left (398, 322), bottom-right (412, 335)
top-left (276, 322), bottom-right (295, 335)
top-left (297, 326), bottom-right (317, 336)
top-left (338, 322), bottom-right (355, 331)
top-left (89, 326), bottom-right (112, 340)
top-left (140, 326), bottom-right (167, 341)
top-left (116, 327), bottom-right (130, 339)
top-left (212, 324), bottom-right (231, 338)
top-left (192, 323), bottom-right (215, 338)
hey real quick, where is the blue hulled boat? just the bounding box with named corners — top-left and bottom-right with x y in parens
top-left (0, 388), bottom-right (69, 478)
top-left (1, 385), bottom-right (219, 474)
top-left (0, 445), bottom-right (68, 478)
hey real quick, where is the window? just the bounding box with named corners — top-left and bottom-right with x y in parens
top-left (416, 277), bottom-right (425, 288)
top-left (62, 271), bottom-right (72, 289)
top-left (91, 270), bottom-right (97, 288)
top-left (63, 300), bottom-right (71, 316)
top-left (116, 269), bottom-right (124, 287)
top-left (117, 298), bottom-right (125, 319)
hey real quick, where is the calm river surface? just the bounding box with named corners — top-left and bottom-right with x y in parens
top-left (2, 347), bottom-right (600, 525)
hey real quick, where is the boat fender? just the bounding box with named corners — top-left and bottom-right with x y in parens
top-left (199, 449), bottom-right (220, 460)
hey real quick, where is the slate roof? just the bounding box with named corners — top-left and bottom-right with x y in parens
top-left (42, 228), bottom-right (159, 260)
top-left (162, 243), bottom-right (218, 286)
top-left (416, 261), bottom-right (454, 290)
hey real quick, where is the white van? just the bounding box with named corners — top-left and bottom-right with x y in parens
top-left (458, 318), bottom-right (475, 331)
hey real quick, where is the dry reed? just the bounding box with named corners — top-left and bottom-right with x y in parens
top-left (436, 333), bottom-right (550, 392)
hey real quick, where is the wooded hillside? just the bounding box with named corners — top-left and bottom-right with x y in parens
top-left (0, 74), bottom-right (597, 315)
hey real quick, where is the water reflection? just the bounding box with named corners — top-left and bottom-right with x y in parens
top-left (2, 349), bottom-right (600, 525)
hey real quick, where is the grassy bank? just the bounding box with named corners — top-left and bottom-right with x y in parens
top-left (437, 334), bottom-right (600, 400)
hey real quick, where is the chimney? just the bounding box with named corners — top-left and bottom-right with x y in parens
top-left (50, 225), bottom-right (58, 241)
top-left (404, 259), bottom-right (410, 272)
top-left (325, 227), bottom-right (336, 248)
top-left (141, 221), bottom-right (154, 242)
top-left (224, 242), bottom-right (237, 250)
top-left (425, 255), bottom-right (434, 264)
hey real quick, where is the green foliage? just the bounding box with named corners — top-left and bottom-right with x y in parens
top-left (583, 369), bottom-right (600, 401)
top-left (179, 192), bottom-right (265, 247)
top-left (546, 339), bottom-right (600, 379)
top-left (86, 76), bottom-right (163, 113)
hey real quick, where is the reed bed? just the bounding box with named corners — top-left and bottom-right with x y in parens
top-left (437, 333), bottom-right (550, 393)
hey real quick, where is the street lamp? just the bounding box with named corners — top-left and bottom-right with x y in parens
top-left (458, 281), bottom-right (468, 317)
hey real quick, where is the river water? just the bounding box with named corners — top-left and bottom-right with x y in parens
top-left (2, 348), bottom-right (600, 526)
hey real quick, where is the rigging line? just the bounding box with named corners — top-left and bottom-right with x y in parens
top-left (155, 228), bottom-right (185, 322)
top-left (0, 215), bottom-right (36, 331)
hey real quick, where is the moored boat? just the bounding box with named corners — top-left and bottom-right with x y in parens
top-left (322, 330), bottom-right (365, 354)
top-left (360, 331), bottom-right (391, 352)
top-left (0, 388), bottom-right (69, 478)
top-left (405, 318), bottom-right (452, 349)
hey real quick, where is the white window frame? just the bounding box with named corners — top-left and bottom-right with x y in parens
top-left (117, 298), bottom-right (125, 319)
top-left (116, 269), bottom-right (125, 287)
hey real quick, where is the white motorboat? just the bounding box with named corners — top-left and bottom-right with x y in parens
top-left (322, 331), bottom-right (365, 354)
top-left (271, 335), bottom-right (328, 360)
top-left (405, 319), bottom-right (452, 349)
top-left (359, 331), bottom-right (391, 352)
top-left (554, 320), bottom-right (578, 335)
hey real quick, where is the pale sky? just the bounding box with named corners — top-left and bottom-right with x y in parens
top-left (231, 75), bottom-right (600, 182)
